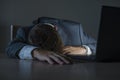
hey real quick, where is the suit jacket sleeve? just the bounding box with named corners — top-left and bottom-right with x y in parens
top-left (79, 24), bottom-right (97, 55)
top-left (6, 27), bottom-right (29, 58)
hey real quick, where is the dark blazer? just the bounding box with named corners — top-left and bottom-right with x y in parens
top-left (6, 17), bottom-right (97, 59)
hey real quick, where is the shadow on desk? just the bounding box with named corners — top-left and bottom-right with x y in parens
top-left (1, 53), bottom-right (120, 80)
top-left (0, 53), bottom-right (96, 80)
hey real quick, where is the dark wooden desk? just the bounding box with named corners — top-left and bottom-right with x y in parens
top-left (0, 53), bottom-right (120, 80)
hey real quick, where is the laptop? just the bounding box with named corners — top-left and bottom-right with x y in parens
top-left (96, 6), bottom-right (120, 62)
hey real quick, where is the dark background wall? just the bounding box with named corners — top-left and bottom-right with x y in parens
top-left (0, 0), bottom-right (120, 53)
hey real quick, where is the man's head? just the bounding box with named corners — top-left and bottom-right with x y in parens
top-left (28, 23), bottom-right (63, 53)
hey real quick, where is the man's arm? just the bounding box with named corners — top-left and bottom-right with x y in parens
top-left (79, 24), bottom-right (97, 55)
top-left (6, 27), bottom-right (29, 58)
top-left (62, 24), bottom-right (96, 56)
top-left (6, 27), bottom-right (70, 64)
top-left (62, 45), bottom-right (92, 56)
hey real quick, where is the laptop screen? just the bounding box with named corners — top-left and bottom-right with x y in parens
top-left (96, 6), bottom-right (120, 62)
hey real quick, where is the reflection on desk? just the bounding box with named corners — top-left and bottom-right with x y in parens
top-left (0, 53), bottom-right (120, 80)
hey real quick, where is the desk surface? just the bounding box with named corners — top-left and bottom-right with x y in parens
top-left (0, 53), bottom-right (120, 80)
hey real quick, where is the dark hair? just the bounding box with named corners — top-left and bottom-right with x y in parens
top-left (28, 24), bottom-right (63, 53)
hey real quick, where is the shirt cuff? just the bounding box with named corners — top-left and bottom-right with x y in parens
top-left (19, 45), bottom-right (38, 59)
top-left (82, 45), bottom-right (92, 56)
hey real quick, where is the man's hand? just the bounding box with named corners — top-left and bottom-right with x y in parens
top-left (32, 48), bottom-right (70, 64)
top-left (62, 46), bottom-right (87, 56)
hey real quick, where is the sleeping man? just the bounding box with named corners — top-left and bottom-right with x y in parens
top-left (6, 17), bottom-right (96, 64)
